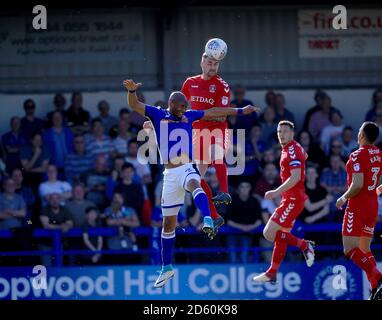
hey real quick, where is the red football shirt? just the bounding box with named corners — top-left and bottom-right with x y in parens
top-left (345, 145), bottom-right (382, 208)
top-left (181, 74), bottom-right (231, 130)
top-left (279, 140), bottom-right (307, 198)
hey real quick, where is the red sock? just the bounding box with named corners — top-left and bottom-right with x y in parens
top-left (266, 240), bottom-right (287, 276)
top-left (347, 248), bottom-right (382, 289)
top-left (200, 179), bottom-right (218, 219)
top-left (275, 230), bottom-right (308, 251)
top-left (366, 251), bottom-right (377, 267)
top-left (213, 163), bottom-right (228, 193)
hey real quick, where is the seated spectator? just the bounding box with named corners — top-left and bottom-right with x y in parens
top-left (85, 118), bottom-right (114, 159)
top-left (308, 92), bottom-right (338, 142)
top-left (66, 92), bottom-right (91, 135)
top-left (124, 139), bottom-right (152, 184)
top-left (328, 139), bottom-right (348, 165)
top-left (259, 106), bottom-right (278, 147)
top-left (296, 130), bottom-right (325, 169)
top-left (320, 155), bottom-right (347, 218)
top-left (2, 116), bottom-right (27, 173)
top-left (82, 206), bottom-right (103, 264)
top-left (113, 163), bottom-right (144, 219)
top-left (112, 119), bottom-right (134, 157)
top-left (274, 93), bottom-right (295, 123)
top-left (300, 166), bottom-right (333, 224)
top-left (64, 134), bottom-right (94, 184)
top-left (39, 193), bottom-right (74, 266)
top-left (20, 99), bottom-right (46, 138)
top-left (264, 90), bottom-right (276, 109)
top-left (42, 111), bottom-right (74, 174)
top-left (20, 132), bottom-right (50, 190)
top-left (261, 148), bottom-right (277, 167)
top-left (109, 108), bottom-right (132, 139)
top-left (365, 88), bottom-right (382, 121)
top-left (106, 156), bottom-right (127, 200)
top-left (228, 84), bottom-right (257, 132)
top-left (0, 178), bottom-right (26, 230)
top-left (39, 164), bottom-right (72, 206)
top-left (127, 91), bottom-right (147, 134)
top-left (254, 163), bottom-right (281, 197)
top-left (82, 154), bottom-right (110, 210)
top-left (241, 124), bottom-right (267, 180)
top-left (66, 183), bottom-right (96, 228)
top-left (46, 93), bottom-right (67, 128)
top-left (97, 100), bottom-right (118, 134)
top-left (320, 110), bottom-right (345, 155)
top-left (11, 169), bottom-right (36, 225)
top-left (104, 192), bottom-right (140, 251)
top-left (302, 89), bottom-right (327, 131)
top-left (226, 182), bottom-right (262, 263)
top-left (341, 126), bottom-right (358, 158)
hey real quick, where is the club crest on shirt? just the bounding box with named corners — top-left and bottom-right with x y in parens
top-left (353, 163), bottom-right (360, 172)
top-left (222, 96), bottom-right (228, 106)
top-left (209, 84), bottom-right (216, 93)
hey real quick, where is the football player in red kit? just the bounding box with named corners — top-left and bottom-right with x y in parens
top-left (181, 52), bottom-right (232, 237)
top-left (336, 121), bottom-right (382, 300)
top-left (253, 120), bottom-right (315, 283)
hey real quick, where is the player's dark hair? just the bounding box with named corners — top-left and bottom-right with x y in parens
top-left (362, 121), bottom-right (380, 144)
top-left (278, 120), bottom-right (295, 130)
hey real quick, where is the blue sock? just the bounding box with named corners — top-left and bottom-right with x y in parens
top-left (192, 188), bottom-right (211, 217)
top-left (161, 230), bottom-right (175, 270)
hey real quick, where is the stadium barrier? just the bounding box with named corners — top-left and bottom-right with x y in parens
top-left (0, 223), bottom-right (382, 266)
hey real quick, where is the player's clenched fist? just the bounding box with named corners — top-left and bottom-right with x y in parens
top-left (123, 79), bottom-right (142, 91)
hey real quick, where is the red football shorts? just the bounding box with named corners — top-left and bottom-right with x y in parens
top-left (271, 196), bottom-right (306, 228)
top-left (342, 203), bottom-right (378, 238)
top-left (192, 127), bottom-right (230, 164)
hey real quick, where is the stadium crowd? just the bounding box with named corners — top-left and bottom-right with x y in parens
top-left (0, 87), bottom-right (382, 266)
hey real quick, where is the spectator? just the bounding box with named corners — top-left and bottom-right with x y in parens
top-left (341, 126), bottom-right (358, 158)
top-left (82, 206), bottom-right (103, 264)
top-left (0, 178), bottom-right (26, 230)
top-left (39, 193), bottom-right (74, 266)
top-left (228, 84), bottom-right (257, 132)
top-left (109, 108), bottom-right (132, 139)
top-left (296, 130), bottom-right (325, 168)
top-left (261, 148), bottom-right (277, 167)
top-left (66, 92), bottom-right (91, 134)
top-left (254, 163), bottom-right (281, 197)
top-left (97, 100), bottom-right (118, 133)
top-left (373, 107), bottom-right (382, 143)
top-left (82, 154), bottom-right (110, 210)
top-left (104, 192), bottom-right (140, 251)
top-left (241, 124), bottom-right (267, 180)
top-left (226, 182), bottom-right (262, 263)
top-left (85, 118), bottom-right (114, 159)
top-left (2, 116), bottom-right (27, 173)
top-left (302, 89), bottom-right (327, 131)
top-left (328, 139), bottom-right (348, 164)
top-left (259, 106), bottom-right (278, 147)
top-left (274, 93), bottom-right (295, 123)
top-left (66, 183), bottom-right (96, 228)
top-left (64, 135), bottom-right (94, 184)
top-left (20, 132), bottom-right (50, 189)
top-left (42, 111), bottom-right (74, 174)
top-left (39, 164), bottom-right (72, 206)
top-left (112, 119), bottom-right (134, 157)
top-left (320, 155), bottom-right (347, 218)
top-left (365, 88), bottom-right (382, 121)
top-left (46, 93), bottom-right (67, 128)
top-left (264, 90), bottom-right (276, 109)
top-left (114, 162), bottom-right (144, 219)
top-left (106, 156), bottom-right (127, 200)
top-left (20, 99), bottom-right (46, 137)
top-left (300, 166), bottom-right (333, 224)
top-left (128, 91), bottom-right (147, 134)
top-left (124, 139), bottom-right (152, 184)
top-left (154, 100), bottom-right (167, 109)
top-left (320, 109), bottom-right (345, 155)
top-left (11, 169), bottom-right (36, 225)
top-left (308, 93), bottom-right (338, 142)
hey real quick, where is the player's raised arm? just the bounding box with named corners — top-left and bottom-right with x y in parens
top-left (201, 105), bottom-right (260, 120)
top-left (123, 79), bottom-right (145, 116)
